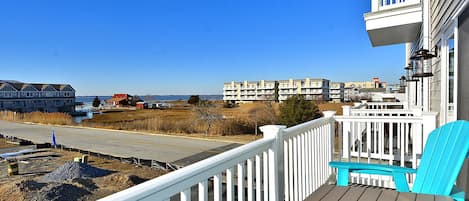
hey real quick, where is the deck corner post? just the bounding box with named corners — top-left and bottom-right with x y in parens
top-left (342, 106), bottom-right (352, 158)
top-left (261, 125), bottom-right (286, 201)
top-left (323, 111), bottom-right (337, 175)
top-left (421, 112), bottom-right (437, 149)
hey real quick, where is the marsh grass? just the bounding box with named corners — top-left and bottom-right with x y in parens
top-left (0, 111), bottom-right (73, 125)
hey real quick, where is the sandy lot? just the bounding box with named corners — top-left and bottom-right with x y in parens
top-left (0, 139), bottom-right (166, 201)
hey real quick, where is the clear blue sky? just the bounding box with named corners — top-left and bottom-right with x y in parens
top-left (0, 0), bottom-right (405, 96)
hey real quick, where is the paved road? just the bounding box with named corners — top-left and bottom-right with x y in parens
top-left (0, 121), bottom-right (239, 166)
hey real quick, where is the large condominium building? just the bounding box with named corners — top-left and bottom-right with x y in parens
top-left (278, 78), bottom-right (330, 101)
top-left (344, 77), bottom-right (386, 89)
top-left (0, 80), bottom-right (75, 113)
top-left (329, 82), bottom-right (344, 103)
top-left (343, 77), bottom-right (387, 102)
top-left (223, 80), bottom-right (278, 102)
top-left (224, 78), bottom-right (330, 103)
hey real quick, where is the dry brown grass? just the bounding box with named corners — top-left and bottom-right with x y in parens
top-left (0, 102), bottom-right (352, 143)
top-left (0, 111), bottom-right (73, 125)
top-left (317, 102), bottom-right (354, 115)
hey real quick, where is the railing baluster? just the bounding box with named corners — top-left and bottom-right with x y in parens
top-left (301, 132), bottom-right (306, 200)
top-left (283, 140), bottom-right (289, 201)
top-left (305, 130), bottom-right (311, 196)
top-left (312, 128), bottom-right (317, 191)
top-left (263, 151), bottom-right (268, 201)
top-left (338, 122), bottom-right (343, 162)
top-left (238, 162), bottom-right (245, 201)
top-left (181, 188), bottom-right (191, 201)
top-left (227, 167), bottom-right (234, 201)
top-left (293, 136), bottom-right (298, 201)
top-left (214, 173), bottom-right (222, 201)
top-left (198, 180), bottom-right (208, 201)
top-left (374, 121), bottom-right (378, 154)
top-left (288, 138), bottom-right (294, 201)
top-left (400, 123), bottom-right (405, 167)
top-left (255, 154), bottom-right (261, 201)
top-left (247, 158), bottom-right (254, 201)
top-left (389, 122), bottom-right (394, 165)
top-left (358, 121), bottom-right (362, 164)
top-left (367, 122), bottom-right (372, 164)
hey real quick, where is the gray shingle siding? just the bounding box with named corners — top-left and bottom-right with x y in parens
top-left (0, 80), bottom-right (76, 113)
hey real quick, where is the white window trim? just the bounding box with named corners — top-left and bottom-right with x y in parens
top-left (440, 20), bottom-right (458, 124)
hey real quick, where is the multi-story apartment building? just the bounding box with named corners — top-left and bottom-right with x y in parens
top-left (277, 78), bottom-right (330, 101)
top-left (223, 80), bottom-right (278, 103)
top-left (278, 78), bottom-right (330, 101)
top-left (0, 80), bottom-right (75, 113)
top-left (344, 77), bottom-right (386, 89)
top-left (329, 82), bottom-right (344, 103)
top-left (224, 78), bottom-right (330, 103)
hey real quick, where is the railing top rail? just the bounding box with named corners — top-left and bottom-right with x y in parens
top-left (99, 137), bottom-right (274, 201)
top-left (283, 116), bottom-right (334, 138)
top-left (350, 109), bottom-right (418, 114)
top-left (365, 102), bottom-right (405, 106)
top-left (335, 115), bottom-right (424, 123)
top-left (374, 0), bottom-right (421, 12)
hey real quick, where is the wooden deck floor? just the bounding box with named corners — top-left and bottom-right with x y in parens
top-left (305, 184), bottom-right (452, 201)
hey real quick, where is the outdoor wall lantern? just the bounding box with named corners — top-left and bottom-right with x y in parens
top-left (404, 63), bottom-right (419, 82)
top-left (400, 75), bottom-right (407, 87)
top-left (410, 48), bottom-right (436, 78)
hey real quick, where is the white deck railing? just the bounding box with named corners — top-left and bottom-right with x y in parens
top-left (371, 0), bottom-right (421, 12)
top-left (282, 112), bottom-right (335, 201)
top-left (99, 101), bottom-right (438, 200)
top-left (335, 104), bottom-right (437, 188)
top-left (364, 101), bottom-right (406, 109)
top-left (100, 112), bottom-right (336, 201)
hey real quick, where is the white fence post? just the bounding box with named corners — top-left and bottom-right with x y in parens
top-left (342, 106), bottom-right (352, 159)
top-left (371, 0), bottom-right (379, 11)
top-left (260, 125), bottom-right (286, 201)
top-left (421, 112), bottom-right (437, 152)
top-left (323, 111), bottom-right (336, 175)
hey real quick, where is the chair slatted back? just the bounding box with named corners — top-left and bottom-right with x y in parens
top-left (412, 120), bottom-right (469, 195)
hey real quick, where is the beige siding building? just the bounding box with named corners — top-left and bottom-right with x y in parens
top-left (223, 78), bottom-right (330, 103)
top-left (223, 80), bottom-right (278, 102)
top-left (329, 82), bottom-right (344, 103)
top-left (278, 78), bottom-right (330, 101)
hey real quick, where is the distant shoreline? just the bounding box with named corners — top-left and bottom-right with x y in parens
top-left (76, 95), bottom-right (223, 105)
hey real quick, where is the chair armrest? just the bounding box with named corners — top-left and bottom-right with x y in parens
top-left (329, 161), bottom-right (417, 192)
top-left (450, 185), bottom-right (465, 201)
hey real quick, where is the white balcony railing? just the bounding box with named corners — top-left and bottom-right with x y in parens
top-left (372, 0), bottom-right (421, 12)
top-left (100, 112), bottom-right (336, 201)
top-left (100, 100), bottom-right (438, 200)
top-left (335, 104), bottom-right (437, 189)
top-left (365, 101), bottom-right (406, 109)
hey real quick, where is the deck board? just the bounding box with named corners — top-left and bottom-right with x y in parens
top-left (339, 186), bottom-right (367, 201)
top-left (357, 187), bottom-right (382, 201)
top-left (415, 194), bottom-right (434, 201)
top-left (304, 184), bottom-right (453, 201)
top-left (377, 189), bottom-right (398, 201)
top-left (305, 184), bottom-right (335, 201)
top-left (396, 192), bottom-right (416, 201)
top-left (321, 186), bottom-right (349, 201)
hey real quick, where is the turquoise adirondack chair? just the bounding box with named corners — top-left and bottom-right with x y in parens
top-left (330, 120), bottom-right (469, 201)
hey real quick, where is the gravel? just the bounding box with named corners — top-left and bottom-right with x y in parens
top-left (40, 162), bottom-right (112, 183)
top-left (16, 180), bottom-right (47, 191)
top-left (29, 183), bottom-right (90, 201)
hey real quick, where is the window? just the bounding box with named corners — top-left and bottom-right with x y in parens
top-left (448, 35), bottom-right (455, 111)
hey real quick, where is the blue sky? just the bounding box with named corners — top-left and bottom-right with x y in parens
top-left (0, 0), bottom-right (404, 96)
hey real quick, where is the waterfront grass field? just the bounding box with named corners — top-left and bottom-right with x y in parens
top-left (0, 102), bottom-right (351, 143)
